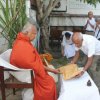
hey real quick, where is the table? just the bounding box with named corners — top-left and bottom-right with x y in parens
top-left (58, 72), bottom-right (100, 100)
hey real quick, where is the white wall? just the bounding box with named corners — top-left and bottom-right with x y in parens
top-left (50, 17), bottom-right (87, 26)
top-left (50, 0), bottom-right (100, 26)
top-left (67, 0), bottom-right (100, 15)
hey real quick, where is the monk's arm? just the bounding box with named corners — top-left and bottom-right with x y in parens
top-left (44, 66), bottom-right (59, 74)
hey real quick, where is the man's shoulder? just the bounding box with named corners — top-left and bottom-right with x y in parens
top-left (83, 34), bottom-right (93, 37)
top-left (83, 34), bottom-right (96, 42)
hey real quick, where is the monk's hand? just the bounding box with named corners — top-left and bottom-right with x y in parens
top-left (52, 69), bottom-right (60, 74)
top-left (75, 69), bottom-right (85, 78)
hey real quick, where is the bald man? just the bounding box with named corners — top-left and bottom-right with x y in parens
top-left (84, 11), bottom-right (96, 35)
top-left (71, 32), bottom-right (100, 77)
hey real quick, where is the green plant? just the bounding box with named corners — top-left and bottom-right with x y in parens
top-left (0, 0), bottom-right (27, 48)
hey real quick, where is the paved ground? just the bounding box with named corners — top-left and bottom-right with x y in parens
top-left (92, 70), bottom-right (100, 92)
top-left (0, 42), bottom-right (100, 100)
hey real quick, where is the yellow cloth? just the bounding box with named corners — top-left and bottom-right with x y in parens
top-left (58, 64), bottom-right (81, 80)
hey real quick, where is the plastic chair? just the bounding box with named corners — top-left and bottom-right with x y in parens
top-left (0, 49), bottom-right (34, 100)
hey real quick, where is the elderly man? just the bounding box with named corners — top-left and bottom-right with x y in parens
top-left (71, 32), bottom-right (100, 77)
top-left (84, 11), bottom-right (96, 35)
top-left (10, 21), bottom-right (59, 100)
top-left (61, 31), bottom-right (75, 59)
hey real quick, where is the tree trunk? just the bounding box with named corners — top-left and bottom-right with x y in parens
top-left (35, 0), bottom-right (60, 52)
top-left (40, 22), bottom-right (50, 52)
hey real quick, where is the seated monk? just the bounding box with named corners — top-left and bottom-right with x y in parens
top-left (10, 20), bottom-right (59, 100)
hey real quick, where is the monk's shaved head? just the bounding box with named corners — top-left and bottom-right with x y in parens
top-left (72, 32), bottom-right (83, 48)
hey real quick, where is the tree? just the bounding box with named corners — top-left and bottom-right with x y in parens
top-left (31, 0), bottom-right (100, 52)
top-left (80, 0), bottom-right (100, 6)
top-left (0, 0), bottom-right (27, 48)
top-left (31, 0), bottom-right (60, 52)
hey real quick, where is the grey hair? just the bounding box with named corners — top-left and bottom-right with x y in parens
top-left (28, 17), bottom-right (39, 29)
top-left (22, 22), bottom-right (34, 33)
top-left (22, 18), bottom-right (39, 34)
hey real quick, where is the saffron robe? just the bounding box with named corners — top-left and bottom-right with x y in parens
top-left (10, 33), bottom-right (57, 100)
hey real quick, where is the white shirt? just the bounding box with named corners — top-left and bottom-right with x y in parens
top-left (85, 17), bottom-right (96, 32)
top-left (75, 34), bottom-right (100, 57)
top-left (62, 31), bottom-right (75, 58)
top-left (95, 24), bottom-right (100, 39)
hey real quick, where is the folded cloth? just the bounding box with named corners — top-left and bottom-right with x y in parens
top-left (58, 64), bottom-right (81, 80)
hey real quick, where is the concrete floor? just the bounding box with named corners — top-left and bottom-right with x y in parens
top-left (0, 88), bottom-right (22, 100)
